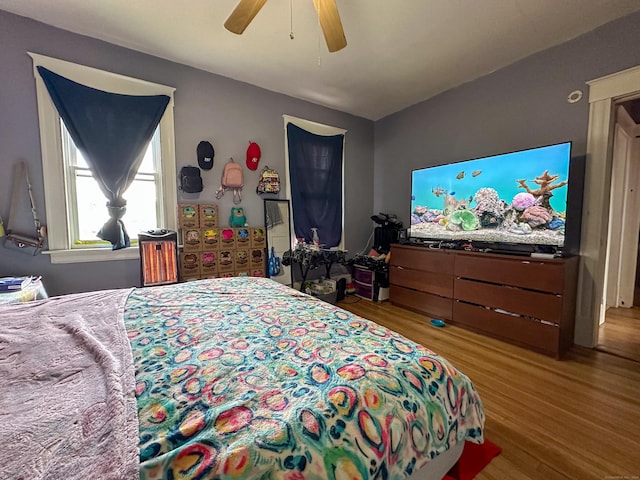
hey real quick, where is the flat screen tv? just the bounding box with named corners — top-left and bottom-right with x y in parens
top-left (410, 142), bottom-right (572, 254)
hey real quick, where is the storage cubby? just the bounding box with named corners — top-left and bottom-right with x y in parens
top-left (389, 244), bottom-right (579, 358)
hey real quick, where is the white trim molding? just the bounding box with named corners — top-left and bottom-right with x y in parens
top-left (587, 65), bottom-right (640, 103)
top-left (28, 52), bottom-right (177, 264)
top-left (576, 65), bottom-right (640, 347)
top-left (42, 246), bottom-right (140, 264)
top-left (282, 114), bottom-right (348, 136)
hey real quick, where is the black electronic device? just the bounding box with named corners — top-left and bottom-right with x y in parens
top-left (370, 213), bottom-right (403, 252)
top-left (371, 212), bottom-right (403, 229)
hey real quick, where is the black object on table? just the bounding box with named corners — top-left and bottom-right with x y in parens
top-left (282, 246), bottom-right (348, 291)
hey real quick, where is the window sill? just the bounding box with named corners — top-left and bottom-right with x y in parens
top-left (44, 247), bottom-right (140, 264)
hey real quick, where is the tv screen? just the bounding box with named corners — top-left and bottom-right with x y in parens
top-left (410, 142), bottom-right (572, 252)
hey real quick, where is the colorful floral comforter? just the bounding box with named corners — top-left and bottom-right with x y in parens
top-left (124, 277), bottom-right (484, 479)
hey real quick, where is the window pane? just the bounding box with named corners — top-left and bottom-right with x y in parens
top-left (75, 173), bottom-right (158, 244)
top-left (122, 178), bottom-right (159, 233)
top-left (137, 137), bottom-right (156, 174)
top-left (71, 130), bottom-right (157, 174)
top-left (75, 148), bottom-right (88, 168)
top-left (75, 174), bottom-right (109, 243)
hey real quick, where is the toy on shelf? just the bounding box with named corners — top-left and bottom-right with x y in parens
top-left (229, 207), bottom-right (247, 227)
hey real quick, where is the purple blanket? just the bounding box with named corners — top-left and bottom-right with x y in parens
top-left (0, 289), bottom-right (138, 480)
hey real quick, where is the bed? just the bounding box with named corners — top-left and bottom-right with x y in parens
top-left (0, 277), bottom-right (484, 479)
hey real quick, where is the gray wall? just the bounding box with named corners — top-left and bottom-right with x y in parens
top-left (0, 10), bottom-right (374, 295)
top-left (374, 10), bottom-right (640, 225)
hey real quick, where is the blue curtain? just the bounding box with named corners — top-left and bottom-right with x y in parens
top-left (37, 67), bottom-right (170, 250)
top-left (287, 123), bottom-right (344, 247)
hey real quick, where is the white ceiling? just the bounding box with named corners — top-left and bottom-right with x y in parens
top-left (2, 0), bottom-right (640, 120)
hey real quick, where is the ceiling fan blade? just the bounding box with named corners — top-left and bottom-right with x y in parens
top-left (313, 0), bottom-right (347, 53)
top-left (224, 0), bottom-right (268, 35)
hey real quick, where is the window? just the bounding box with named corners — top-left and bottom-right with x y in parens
top-left (61, 123), bottom-right (162, 247)
top-left (29, 53), bottom-right (177, 263)
top-left (283, 115), bottom-right (347, 249)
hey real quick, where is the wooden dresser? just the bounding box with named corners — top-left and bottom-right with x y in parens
top-left (389, 244), bottom-right (579, 359)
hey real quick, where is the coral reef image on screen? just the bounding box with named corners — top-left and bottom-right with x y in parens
top-left (410, 143), bottom-right (571, 247)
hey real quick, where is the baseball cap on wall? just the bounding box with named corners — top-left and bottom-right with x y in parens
top-left (246, 141), bottom-right (261, 171)
top-left (197, 141), bottom-right (215, 170)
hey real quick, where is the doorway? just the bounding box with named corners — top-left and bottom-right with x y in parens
top-left (577, 65), bottom-right (640, 358)
top-left (597, 99), bottom-right (640, 362)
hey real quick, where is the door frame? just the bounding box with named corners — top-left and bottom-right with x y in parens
top-left (578, 65), bottom-right (640, 347)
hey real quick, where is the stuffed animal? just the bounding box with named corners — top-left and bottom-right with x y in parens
top-left (230, 207), bottom-right (247, 227)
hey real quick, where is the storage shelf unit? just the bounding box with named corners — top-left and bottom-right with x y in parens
top-left (354, 265), bottom-right (389, 302)
top-left (389, 244), bottom-right (579, 359)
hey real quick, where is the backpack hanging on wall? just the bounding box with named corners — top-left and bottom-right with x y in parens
top-left (256, 166), bottom-right (281, 194)
top-left (215, 157), bottom-right (244, 204)
top-left (179, 165), bottom-right (203, 193)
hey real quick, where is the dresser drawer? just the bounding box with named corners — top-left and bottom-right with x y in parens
top-left (390, 284), bottom-right (452, 320)
top-left (453, 301), bottom-right (560, 357)
top-left (354, 267), bottom-right (374, 284)
top-left (355, 281), bottom-right (374, 300)
top-left (454, 277), bottom-right (562, 324)
top-left (454, 253), bottom-right (565, 293)
top-left (391, 245), bottom-right (454, 274)
top-left (390, 265), bottom-right (453, 297)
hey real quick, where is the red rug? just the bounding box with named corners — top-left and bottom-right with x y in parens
top-left (443, 439), bottom-right (502, 480)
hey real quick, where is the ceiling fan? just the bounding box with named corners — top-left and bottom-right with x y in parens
top-left (224, 0), bottom-right (347, 53)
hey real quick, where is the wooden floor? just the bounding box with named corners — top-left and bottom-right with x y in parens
top-left (337, 297), bottom-right (640, 480)
top-left (598, 306), bottom-right (640, 362)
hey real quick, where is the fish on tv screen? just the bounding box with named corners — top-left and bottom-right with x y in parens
top-left (410, 142), bottom-right (572, 248)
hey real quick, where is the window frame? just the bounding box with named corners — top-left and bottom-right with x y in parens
top-left (29, 52), bottom-right (177, 264)
top-left (61, 123), bottom-right (162, 248)
top-left (283, 114), bottom-right (347, 250)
